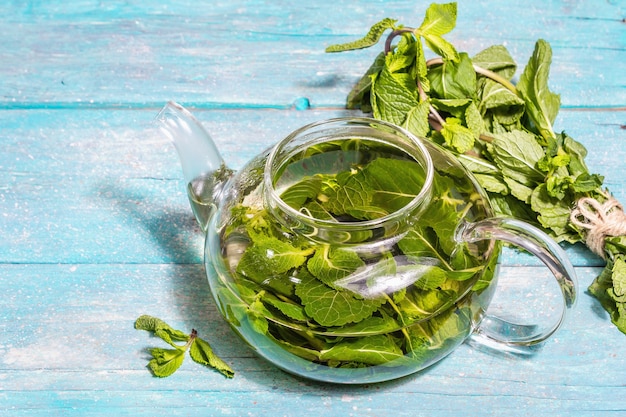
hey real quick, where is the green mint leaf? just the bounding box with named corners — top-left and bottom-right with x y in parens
top-left (319, 334), bottom-right (404, 365)
top-left (362, 158), bottom-right (427, 208)
top-left (400, 179), bottom-right (462, 259)
top-left (272, 337), bottom-right (323, 362)
top-left (324, 313), bottom-right (400, 336)
top-left (398, 228), bottom-right (448, 268)
top-left (465, 101), bottom-right (486, 138)
top-left (503, 176), bottom-right (534, 203)
top-left (386, 72), bottom-right (419, 101)
top-left (545, 176), bottom-right (570, 200)
top-left (307, 246), bottom-right (365, 287)
top-left (473, 173), bottom-right (509, 195)
top-left (135, 315), bottom-right (190, 346)
top-left (189, 337), bottom-right (235, 379)
top-left (405, 264), bottom-right (448, 290)
top-left (322, 170), bottom-right (370, 217)
top-left (428, 173), bottom-right (473, 257)
top-left (422, 33), bottom-right (459, 62)
top-left (488, 193), bottom-right (538, 223)
top-left (470, 251), bottom-right (499, 292)
top-left (415, 37), bottom-right (431, 94)
top-left (606, 236), bottom-right (626, 257)
top-left (478, 79), bottom-right (525, 124)
top-left (135, 315), bottom-right (165, 332)
top-left (516, 39), bottom-right (561, 140)
top-left (402, 100), bottom-right (432, 138)
top-left (431, 97), bottom-right (473, 118)
top-left (371, 66), bottom-right (418, 125)
top-left (427, 53), bottom-right (475, 99)
top-left (325, 18), bottom-right (398, 52)
top-left (248, 311), bottom-right (270, 335)
top-left (489, 130), bottom-right (546, 187)
top-left (447, 266), bottom-right (483, 281)
top-left (418, 2), bottom-right (457, 37)
top-left (294, 272), bottom-right (385, 327)
top-left (539, 153), bottom-right (571, 173)
top-left (440, 118), bottom-right (475, 153)
top-left (280, 175), bottom-right (322, 209)
top-left (457, 154), bottom-right (500, 175)
top-left (302, 200), bottom-right (337, 221)
top-left (562, 133), bottom-right (594, 177)
top-left (572, 173), bottom-right (604, 193)
top-left (589, 256), bottom-right (626, 334)
top-left (326, 158), bottom-right (426, 220)
top-left (472, 45), bottom-right (517, 80)
top-left (261, 292), bottom-right (309, 322)
top-left (609, 257), bottom-right (626, 301)
top-left (398, 288), bottom-right (457, 321)
top-left (530, 184), bottom-right (576, 242)
top-left (406, 307), bottom-right (469, 362)
top-left (537, 133), bottom-right (571, 176)
top-left (354, 158), bottom-right (427, 212)
top-left (247, 292), bottom-right (272, 335)
top-left (236, 237), bottom-right (313, 285)
top-left (136, 317), bottom-right (235, 378)
top-left (147, 347), bottom-right (186, 378)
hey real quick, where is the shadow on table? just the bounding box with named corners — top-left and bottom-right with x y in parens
top-left (98, 183), bottom-right (209, 303)
top-left (99, 182), bottom-right (202, 262)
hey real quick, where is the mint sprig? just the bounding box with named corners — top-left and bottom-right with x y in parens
top-left (135, 315), bottom-right (234, 378)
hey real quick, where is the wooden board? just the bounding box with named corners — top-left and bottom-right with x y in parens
top-left (1, 1), bottom-right (625, 416)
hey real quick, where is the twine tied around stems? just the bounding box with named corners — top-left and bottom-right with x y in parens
top-left (570, 197), bottom-right (626, 259)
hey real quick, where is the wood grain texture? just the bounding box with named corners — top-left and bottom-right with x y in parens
top-left (1, 0), bottom-right (625, 416)
top-left (0, 1), bottom-right (624, 108)
top-left (1, 264), bottom-right (625, 416)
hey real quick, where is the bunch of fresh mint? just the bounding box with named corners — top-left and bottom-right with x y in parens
top-left (325, 2), bottom-right (626, 334)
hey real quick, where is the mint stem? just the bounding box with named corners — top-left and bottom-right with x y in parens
top-left (184, 329), bottom-right (198, 350)
top-left (384, 28), bottom-right (415, 54)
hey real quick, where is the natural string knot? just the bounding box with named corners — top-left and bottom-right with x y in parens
top-left (570, 196), bottom-right (626, 258)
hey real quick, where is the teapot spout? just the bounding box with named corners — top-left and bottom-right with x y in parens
top-left (156, 101), bottom-right (233, 231)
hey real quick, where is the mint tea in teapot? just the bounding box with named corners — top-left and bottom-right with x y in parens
top-left (157, 104), bottom-right (576, 384)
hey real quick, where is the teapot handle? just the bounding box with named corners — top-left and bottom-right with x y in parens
top-left (457, 217), bottom-right (577, 354)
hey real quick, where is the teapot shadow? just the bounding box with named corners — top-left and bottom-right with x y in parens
top-left (98, 183), bottom-right (211, 314)
top-left (100, 183), bottom-right (203, 263)
top-left (140, 206), bottom-right (202, 264)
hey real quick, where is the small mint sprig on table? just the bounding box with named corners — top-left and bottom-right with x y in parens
top-left (135, 315), bottom-right (234, 378)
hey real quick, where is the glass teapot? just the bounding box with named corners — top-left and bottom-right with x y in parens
top-left (156, 102), bottom-right (577, 384)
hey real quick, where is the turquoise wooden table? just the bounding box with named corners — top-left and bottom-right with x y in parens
top-left (1, 1), bottom-right (625, 415)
